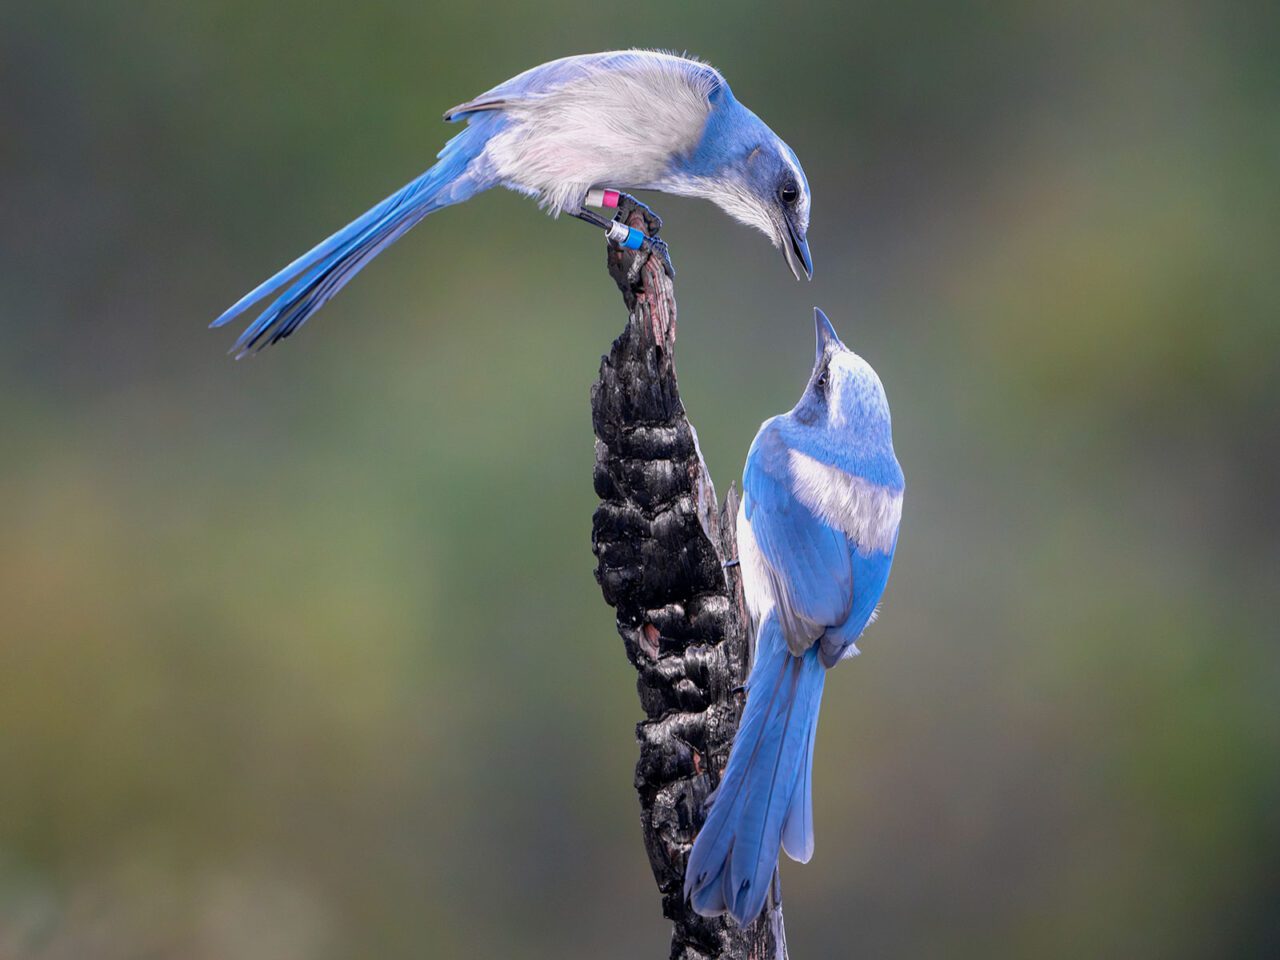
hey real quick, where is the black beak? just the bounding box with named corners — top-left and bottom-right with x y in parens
top-left (783, 216), bottom-right (813, 281)
top-left (813, 307), bottom-right (845, 363)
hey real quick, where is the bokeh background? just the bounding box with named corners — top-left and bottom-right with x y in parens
top-left (2, 2), bottom-right (1278, 957)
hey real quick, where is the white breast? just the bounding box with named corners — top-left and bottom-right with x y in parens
top-left (735, 502), bottom-right (775, 631)
top-left (787, 450), bottom-right (902, 555)
top-left (483, 56), bottom-right (715, 213)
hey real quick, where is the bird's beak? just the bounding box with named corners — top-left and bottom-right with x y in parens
top-left (782, 215), bottom-right (813, 281)
top-left (813, 307), bottom-right (845, 362)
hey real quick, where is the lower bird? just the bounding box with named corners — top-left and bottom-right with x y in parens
top-left (683, 308), bottom-right (904, 926)
top-left (212, 49), bottom-right (813, 356)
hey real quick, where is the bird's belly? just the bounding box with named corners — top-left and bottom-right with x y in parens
top-left (483, 117), bottom-right (687, 214)
top-left (736, 509), bottom-right (775, 629)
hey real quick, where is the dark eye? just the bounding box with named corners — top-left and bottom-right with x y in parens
top-left (778, 181), bottom-right (799, 205)
top-left (815, 369), bottom-right (828, 390)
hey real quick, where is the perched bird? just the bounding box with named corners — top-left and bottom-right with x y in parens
top-left (684, 309), bottom-right (904, 927)
top-left (212, 49), bottom-right (813, 356)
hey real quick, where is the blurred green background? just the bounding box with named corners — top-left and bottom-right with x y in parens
top-left (2, 2), bottom-right (1278, 957)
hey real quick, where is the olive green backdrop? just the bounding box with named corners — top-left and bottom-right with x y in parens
top-left (2, 2), bottom-right (1277, 957)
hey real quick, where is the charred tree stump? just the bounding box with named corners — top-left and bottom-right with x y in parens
top-left (590, 199), bottom-right (788, 960)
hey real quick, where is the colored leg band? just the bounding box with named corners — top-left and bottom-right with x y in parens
top-left (585, 188), bottom-right (622, 209)
top-left (606, 221), bottom-right (646, 249)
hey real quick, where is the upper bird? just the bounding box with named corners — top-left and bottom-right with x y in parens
top-left (212, 49), bottom-right (813, 356)
top-left (683, 308), bottom-right (904, 927)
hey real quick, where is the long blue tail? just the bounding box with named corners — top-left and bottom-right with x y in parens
top-left (684, 619), bottom-right (827, 926)
top-left (211, 116), bottom-right (500, 356)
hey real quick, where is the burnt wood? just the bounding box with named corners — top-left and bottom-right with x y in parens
top-left (590, 198), bottom-right (787, 960)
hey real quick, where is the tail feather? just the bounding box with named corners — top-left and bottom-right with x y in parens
top-left (684, 622), bottom-right (826, 926)
top-left (236, 201), bottom-right (430, 353)
top-left (686, 641), bottom-right (795, 917)
top-left (781, 682), bottom-right (823, 863)
top-left (212, 119), bottom-right (499, 356)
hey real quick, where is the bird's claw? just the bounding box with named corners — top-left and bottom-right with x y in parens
top-left (582, 191), bottom-right (675, 282)
top-left (643, 236), bottom-right (676, 280)
top-left (613, 193), bottom-right (663, 232)
top-left (611, 194), bottom-right (674, 280)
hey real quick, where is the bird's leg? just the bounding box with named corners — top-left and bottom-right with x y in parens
top-left (609, 192), bottom-right (663, 232)
top-left (571, 207), bottom-right (630, 240)
top-left (613, 192), bottom-right (675, 280)
top-left (572, 206), bottom-right (651, 287)
top-left (578, 190), bottom-right (675, 280)
top-left (572, 206), bottom-right (613, 230)
top-left (584, 190), bottom-right (663, 233)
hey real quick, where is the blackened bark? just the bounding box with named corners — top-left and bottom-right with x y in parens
top-left (590, 199), bottom-right (788, 960)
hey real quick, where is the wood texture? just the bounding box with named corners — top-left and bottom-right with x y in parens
top-left (590, 198), bottom-right (787, 960)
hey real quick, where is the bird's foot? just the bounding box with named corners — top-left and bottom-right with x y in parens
top-left (639, 235), bottom-right (675, 281)
top-left (583, 191), bottom-right (675, 280)
top-left (612, 193), bottom-right (674, 280)
top-left (611, 193), bottom-right (663, 233)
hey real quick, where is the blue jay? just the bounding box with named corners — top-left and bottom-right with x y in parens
top-left (212, 50), bottom-right (813, 356)
top-left (684, 309), bottom-right (904, 927)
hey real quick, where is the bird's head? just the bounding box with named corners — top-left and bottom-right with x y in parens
top-left (791, 309), bottom-right (894, 455)
top-left (743, 137), bottom-right (811, 281)
top-left (698, 133), bottom-right (813, 281)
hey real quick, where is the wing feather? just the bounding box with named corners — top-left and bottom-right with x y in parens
top-left (742, 426), bottom-right (853, 655)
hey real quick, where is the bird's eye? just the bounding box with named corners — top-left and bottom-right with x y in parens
top-left (779, 181), bottom-right (799, 205)
top-left (815, 370), bottom-right (828, 390)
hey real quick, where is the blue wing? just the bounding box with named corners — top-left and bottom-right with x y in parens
top-left (742, 426), bottom-right (853, 655)
top-left (819, 545), bottom-right (896, 665)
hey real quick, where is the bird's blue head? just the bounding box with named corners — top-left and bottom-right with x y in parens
top-left (725, 135), bottom-right (813, 281)
top-left (743, 138), bottom-right (812, 281)
top-left (789, 309), bottom-right (897, 477)
top-left (680, 99), bottom-right (813, 280)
